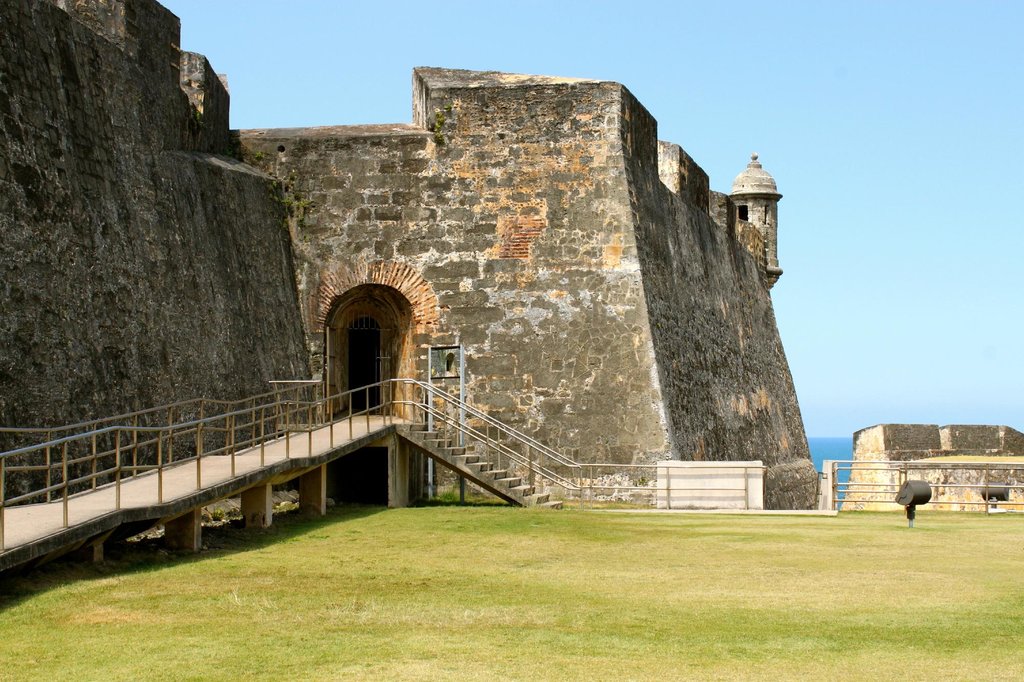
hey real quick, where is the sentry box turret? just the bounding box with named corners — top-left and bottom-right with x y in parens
top-left (895, 480), bottom-right (932, 528)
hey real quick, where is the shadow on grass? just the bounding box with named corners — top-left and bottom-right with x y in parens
top-left (413, 491), bottom-right (510, 508)
top-left (0, 503), bottom-right (386, 610)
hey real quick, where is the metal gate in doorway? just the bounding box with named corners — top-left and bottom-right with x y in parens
top-left (345, 315), bottom-right (390, 412)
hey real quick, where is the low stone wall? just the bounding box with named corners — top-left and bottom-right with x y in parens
top-left (656, 461), bottom-right (764, 510)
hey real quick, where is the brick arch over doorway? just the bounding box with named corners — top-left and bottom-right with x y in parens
top-left (313, 261), bottom-right (439, 334)
top-left (323, 283), bottom-right (415, 413)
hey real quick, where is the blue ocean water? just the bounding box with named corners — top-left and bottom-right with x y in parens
top-left (808, 436), bottom-right (852, 473)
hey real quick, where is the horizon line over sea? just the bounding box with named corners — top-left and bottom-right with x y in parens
top-left (807, 436), bottom-right (852, 473)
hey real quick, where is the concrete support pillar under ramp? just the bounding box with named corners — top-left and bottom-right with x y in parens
top-left (388, 434), bottom-right (412, 508)
top-left (299, 464), bottom-right (327, 517)
top-left (69, 531), bottom-right (112, 564)
top-left (241, 483), bottom-right (273, 528)
top-left (164, 508), bottom-right (202, 552)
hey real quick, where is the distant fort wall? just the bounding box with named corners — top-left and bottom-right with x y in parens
top-left (841, 424), bottom-right (1024, 511)
top-left (854, 424), bottom-right (1024, 461)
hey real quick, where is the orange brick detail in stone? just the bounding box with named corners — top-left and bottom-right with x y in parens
top-left (497, 215), bottom-right (546, 259)
top-left (313, 260), bottom-right (440, 331)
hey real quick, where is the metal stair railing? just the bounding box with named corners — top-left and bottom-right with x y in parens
top-left (824, 459), bottom-right (1024, 512)
top-left (406, 398), bottom-right (580, 496)
top-left (392, 379), bottom-right (582, 502)
top-left (394, 380), bottom-right (674, 509)
top-left (397, 379), bottom-right (581, 469)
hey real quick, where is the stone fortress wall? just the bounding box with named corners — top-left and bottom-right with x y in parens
top-left (241, 69), bottom-right (815, 508)
top-left (3, 0), bottom-right (815, 508)
top-left (0, 0), bottom-right (309, 430)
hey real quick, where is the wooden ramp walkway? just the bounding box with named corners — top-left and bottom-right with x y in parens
top-left (1, 416), bottom-right (404, 572)
top-left (2, 377), bottom-right (584, 573)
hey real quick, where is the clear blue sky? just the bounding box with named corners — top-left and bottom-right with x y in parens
top-left (163, 0), bottom-right (1023, 437)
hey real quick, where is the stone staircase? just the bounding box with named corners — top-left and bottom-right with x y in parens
top-left (401, 424), bottom-right (563, 508)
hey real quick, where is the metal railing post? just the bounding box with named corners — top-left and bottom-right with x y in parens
top-left (348, 395), bottom-right (353, 440)
top-left (90, 432), bottom-right (97, 490)
top-left (115, 430), bottom-right (122, 510)
top-left (308, 402), bottom-right (313, 456)
top-left (230, 413), bottom-right (236, 477)
top-left (366, 385), bottom-right (370, 433)
top-left (44, 431), bottom-right (52, 503)
top-left (62, 442), bottom-right (69, 528)
top-left (131, 415), bottom-right (139, 478)
top-left (425, 384), bottom-right (433, 433)
top-left (157, 429), bottom-right (164, 503)
top-left (578, 465), bottom-right (584, 510)
top-left (0, 456), bottom-right (6, 551)
top-left (196, 423), bottom-right (203, 489)
top-left (260, 406), bottom-right (266, 466)
top-left (251, 402), bottom-right (257, 455)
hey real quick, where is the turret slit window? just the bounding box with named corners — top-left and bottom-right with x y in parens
top-left (737, 205), bottom-right (749, 221)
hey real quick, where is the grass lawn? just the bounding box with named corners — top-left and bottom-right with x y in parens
top-left (1, 506), bottom-right (1022, 680)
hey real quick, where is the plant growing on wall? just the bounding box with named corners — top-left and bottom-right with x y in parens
top-left (433, 103), bottom-right (453, 145)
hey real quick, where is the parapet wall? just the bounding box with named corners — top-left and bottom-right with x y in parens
top-left (657, 141), bottom-right (709, 214)
top-left (0, 0), bottom-right (308, 429)
top-left (854, 423), bottom-right (1024, 460)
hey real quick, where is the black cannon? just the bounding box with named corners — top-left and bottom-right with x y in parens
top-left (980, 485), bottom-right (1010, 513)
top-left (980, 485), bottom-right (1009, 503)
top-left (895, 480), bottom-right (932, 527)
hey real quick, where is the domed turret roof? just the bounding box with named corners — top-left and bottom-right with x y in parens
top-left (731, 153), bottom-right (780, 197)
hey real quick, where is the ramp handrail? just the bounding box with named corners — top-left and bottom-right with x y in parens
top-left (0, 382), bottom-right (319, 437)
top-left (2, 375), bottom-right (666, 552)
top-left (0, 379), bottom-right (399, 552)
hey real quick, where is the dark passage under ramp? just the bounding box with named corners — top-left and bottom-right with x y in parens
top-left (328, 447), bottom-right (389, 505)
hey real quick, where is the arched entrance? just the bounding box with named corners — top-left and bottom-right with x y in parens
top-left (324, 284), bottom-right (414, 414)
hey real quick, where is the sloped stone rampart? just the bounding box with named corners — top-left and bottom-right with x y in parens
top-left (620, 93), bottom-right (814, 509)
top-left (0, 0), bottom-right (308, 430)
